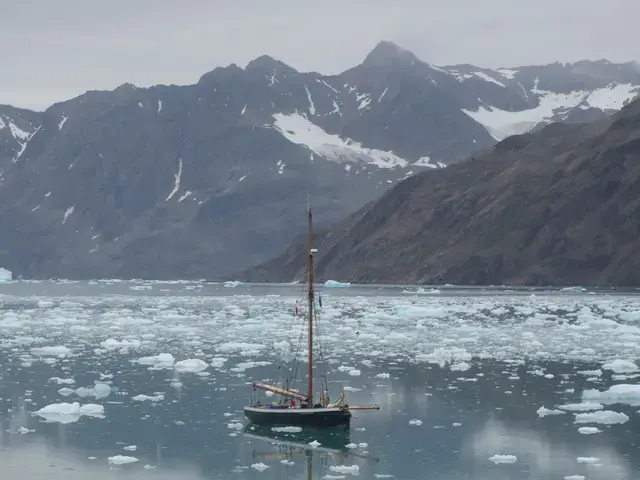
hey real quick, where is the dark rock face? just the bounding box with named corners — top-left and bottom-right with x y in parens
top-left (241, 98), bottom-right (640, 287)
top-left (0, 42), bottom-right (639, 280)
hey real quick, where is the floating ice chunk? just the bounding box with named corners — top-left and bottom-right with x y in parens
top-left (144, 465), bottom-right (156, 469)
top-left (281, 460), bottom-right (295, 466)
top-left (578, 426), bottom-right (601, 435)
top-left (450, 362), bottom-right (471, 372)
top-left (309, 440), bottom-right (321, 448)
top-left (0, 267), bottom-right (12, 281)
top-left (58, 387), bottom-right (75, 396)
top-left (251, 462), bottom-right (269, 471)
top-left (217, 342), bottom-right (265, 353)
top-left (564, 476), bottom-right (585, 480)
top-left (271, 426), bottom-right (302, 433)
top-left (131, 394), bottom-right (164, 402)
top-left (537, 407), bottom-right (566, 417)
top-left (329, 465), bottom-right (360, 475)
top-left (409, 419), bottom-right (422, 426)
top-left (577, 457), bottom-right (599, 464)
top-left (558, 402), bottom-right (604, 411)
top-left (31, 346), bottom-right (70, 357)
top-left (583, 384), bottom-right (640, 406)
top-left (224, 281), bottom-right (244, 287)
top-left (123, 445), bottom-right (137, 451)
top-left (488, 454), bottom-right (517, 464)
top-left (416, 347), bottom-right (471, 367)
top-left (17, 426), bottom-right (34, 434)
top-left (174, 358), bottom-right (209, 373)
top-left (32, 402), bottom-right (104, 424)
top-left (108, 455), bottom-right (139, 465)
top-left (75, 382), bottom-right (111, 399)
top-left (228, 422), bottom-right (243, 430)
top-left (574, 410), bottom-right (629, 424)
top-left (346, 443), bottom-right (357, 449)
top-left (601, 359), bottom-right (638, 373)
top-left (376, 373), bottom-right (390, 379)
top-left (231, 361), bottom-right (271, 372)
top-left (135, 353), bottom-right (175, 368)
top-left (100, 338), bottom-right (141, 351)
top-left (49, 377), bottom-right (75, 385)
top-left (324, 280), bottom-right (351, 287)
top-left (210, 357), bottom-right (228, 368)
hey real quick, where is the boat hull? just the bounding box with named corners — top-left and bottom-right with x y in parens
top-left (244, 406), bottom-right (351, 427)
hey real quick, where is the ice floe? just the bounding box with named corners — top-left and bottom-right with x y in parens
top-left (324, 280), bottom-right (351, 287)
top-left (174, 358), bottom-right (209, 373)
top-left (601, 359), bottom-right (638, 373)
top-left (32, 402), bottom-right (105, 424)
top-left (131, 394), bottom-right (164, 402)
top-left (329, 465), bottom-right (360, 475)
top-left (108, 455), bottom-right (139, 465)
top-left (0, 267), bottom-right (12, 281)
top-left (488, 454), bottom-right (517, 464)
top-left (582, 384), bottom-right (640, 406)
top-left (134, 352), bottom-right (176, 368)
top-left (573, 410), bottom-right (629, 425)
top-left (577, 426), bottom-right (601, 435)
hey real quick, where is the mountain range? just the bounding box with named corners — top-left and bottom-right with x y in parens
top-left (242, 95), bottom-right (640, 286)
top-left (1, 41), bottom-right (639, 279)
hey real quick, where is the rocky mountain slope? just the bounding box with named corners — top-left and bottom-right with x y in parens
top-left (1, 41), bottom-right (639, 279)
top-left (241, 97), bottom-right (640, 286)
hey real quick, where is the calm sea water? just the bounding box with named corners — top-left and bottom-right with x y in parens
top-left (0, 281), bottom-right (639, 479)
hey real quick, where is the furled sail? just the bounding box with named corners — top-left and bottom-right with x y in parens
top-left (253, 382), bottom-right (309, 401)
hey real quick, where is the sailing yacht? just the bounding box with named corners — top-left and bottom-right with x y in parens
top-left (243, 204), bottom-right (379, 427)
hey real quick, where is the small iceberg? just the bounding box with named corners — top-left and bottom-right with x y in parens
top-left (324, 280), bottom-right (351, 288)
top-left (224, 280), bottom-right (244, 287)
top-left (0, 267), bottom-right (12, 282)
top-left (174, 358), bottom-right (209, 373)
top-left (402, 287), bottom-right (441, 294)
top-left (32, 402), bottom-right (105, 424)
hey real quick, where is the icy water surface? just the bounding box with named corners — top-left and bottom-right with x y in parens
top-left (0, 281), bottom-right (639, 479)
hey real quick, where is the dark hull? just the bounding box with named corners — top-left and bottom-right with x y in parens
top-left (244, 407), bottom-right (351, 427)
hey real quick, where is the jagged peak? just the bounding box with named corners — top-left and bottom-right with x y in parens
top-left (197, 63), bottom-right (244, 84)
top-left (362, 40), bottom-right (421, 68)
top-left (115, 82), bottom-right (138, 91)
top-left (245, 54), bottom-right (298, 74)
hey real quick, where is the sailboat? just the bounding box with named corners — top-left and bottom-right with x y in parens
top-left (244, 203), bottom-right (380, 427)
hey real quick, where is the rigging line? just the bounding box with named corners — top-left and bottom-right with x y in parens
top-left (286, 308), bottom-right (307, 388)
top-left (282, 295), bottom-right (307, 398)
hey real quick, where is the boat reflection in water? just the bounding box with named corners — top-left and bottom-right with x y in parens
top-left (243, 424), bottom-right (378, 478)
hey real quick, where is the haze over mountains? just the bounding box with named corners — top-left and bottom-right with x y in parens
top-left (0, 41), bottom-right (639, 280)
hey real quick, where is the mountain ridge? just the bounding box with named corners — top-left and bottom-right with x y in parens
top-left (1, 41), bottom-right (640, 280)
top-left (239, 96), bottom-right (640, 286)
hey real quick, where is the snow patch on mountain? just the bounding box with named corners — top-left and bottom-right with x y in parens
top-left (271, 113), bottom-right (412, 169)
top-left (472, 72), bottom-right (506, 88)
top-left (462, 83), bottom-right (640, 141)
top-left (9, 122), bottom-right (30, 141)
top-left (583, 83), bottom-right (639, 110)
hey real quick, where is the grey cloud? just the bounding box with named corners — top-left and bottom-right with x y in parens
top-left (1, 0), bottom-right (639, 109)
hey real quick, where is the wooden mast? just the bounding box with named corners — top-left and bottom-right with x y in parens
top-left (307, 201), bottom-right (314, 404)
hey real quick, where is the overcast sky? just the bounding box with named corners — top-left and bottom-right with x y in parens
top-left (2, 0), bottom-right (639, 110)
